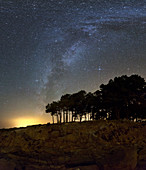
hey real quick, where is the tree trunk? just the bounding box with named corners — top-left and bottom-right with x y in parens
top-left (92, 111), bottom-right (94, 120)
top-left (52, 115), bottom-right (54, 124)
top-left (80, 115), bottom-right (82, 122)
top-left (66, 111), bottom-right (68, 123)
top-left (69, 111), bottom-right (70, 122)
top-left (56, 114), bottom-right (59, 123)
top-left (85, 114), bottom-right (86, 121)
top-left (59, 112), bottom-right (62, 123)
top-left (63, 111), bottom-right (65, 123)
top-left (72, 111), bottom-right (74, 122)
top-left (136, 115), bottom-right (138, 122)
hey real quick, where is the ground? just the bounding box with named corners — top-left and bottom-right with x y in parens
top-left (0, 120), bottom-right (146, 170)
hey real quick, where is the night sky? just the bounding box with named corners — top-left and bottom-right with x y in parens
top-left (0, 0), bottom-right (146, 128)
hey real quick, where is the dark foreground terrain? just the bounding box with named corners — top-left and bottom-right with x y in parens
top-left (0, 120), bottom-right (146, 170)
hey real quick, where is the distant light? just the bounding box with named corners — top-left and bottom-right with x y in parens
top-left (13, 117), bottom-right (41, 127)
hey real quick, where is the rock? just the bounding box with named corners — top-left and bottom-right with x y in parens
top-left (65, 134), bottom-right (77, 143)
top-left (0, 159), bottom-right (16, 170)
top-left (136, 147), bottom-right (146, 169)
top-left (101, 146), bottom-right (137, 170)
top-left (51, 131), bottom-right (60, 137)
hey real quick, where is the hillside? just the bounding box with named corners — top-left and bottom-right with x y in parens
top-left (0, 120), bottom-right (146, 170)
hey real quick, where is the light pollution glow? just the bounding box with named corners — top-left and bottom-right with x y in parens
top-left (12, 117), bottom-right (49, 128)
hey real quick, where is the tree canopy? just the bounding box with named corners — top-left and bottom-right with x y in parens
top-left (46, 75), bottom-right (146, 123)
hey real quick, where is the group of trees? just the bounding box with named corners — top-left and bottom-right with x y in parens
top-left (46, 75), bottom-right (146, 123)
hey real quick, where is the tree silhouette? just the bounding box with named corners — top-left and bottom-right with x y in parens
top-left (46, 102), bottom-right (58, 124)
top-left (100, 75), bottom-right (146, 120)
top-left (60, 94), bottom-right (71, 123)
top-left (46, 74), bottom-right (146, 123)
top-left (69, 90), bottom-right (86, 122)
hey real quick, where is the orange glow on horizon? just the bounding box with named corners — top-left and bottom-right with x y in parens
top-left (13, 117), bottom-right (47, 128)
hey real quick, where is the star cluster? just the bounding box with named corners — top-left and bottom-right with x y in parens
top-left (0, 0), bottom-right (146, 127)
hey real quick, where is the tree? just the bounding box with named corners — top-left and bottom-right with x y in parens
top-left (46, 74), bottom-right (145, 123)
top-left (100, 75), bottom-right (146, 120)
top-left (46, 102), bottom-right (57, 124)
top-left (69, 90), bottom-right (86, 122)
top-left (85, 92), bottom-right (101, 120)
top-left (60, 94), bottom-right (71, 123)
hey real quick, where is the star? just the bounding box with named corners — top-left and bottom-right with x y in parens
top-left (0, 0), bottom-right (145, 128)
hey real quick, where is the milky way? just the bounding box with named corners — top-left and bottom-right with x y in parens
top-left (0, 0), bottom-right (146, 127)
